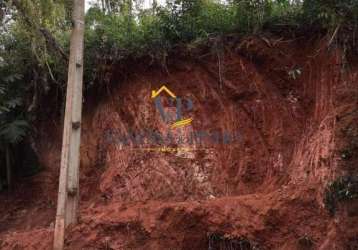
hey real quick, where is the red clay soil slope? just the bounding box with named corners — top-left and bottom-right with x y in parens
top-left (0, 36), bottom-right (357, 250)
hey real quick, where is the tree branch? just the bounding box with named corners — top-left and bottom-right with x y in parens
top-left (10, 0), bottom-right (68, 62)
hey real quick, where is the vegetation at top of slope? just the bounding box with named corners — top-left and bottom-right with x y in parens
top-left (3, 0), bottom-right (358, 91)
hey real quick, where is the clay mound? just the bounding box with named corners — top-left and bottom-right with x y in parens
top-left (1, 36), bottom-right (357, 249)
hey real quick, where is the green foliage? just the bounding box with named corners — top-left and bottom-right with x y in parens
top-left (0, 61), bottom-right (28, 145)
top-left (0, 120), bottom-right (29, 145)
top-left (0, 53), bottom-right (30, 189)
top-left (303, 0), bottom-right (358, 29)
top-left (83, 0), bottom-right (296, 85)
top-left (233, 0), bottom-right (276, 33)
top-left (84, 0), bottom-right (238, 62)
top-left (324, 176), bottom-right (358, 215)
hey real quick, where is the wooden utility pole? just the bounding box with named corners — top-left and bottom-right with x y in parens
top-left (53, 0), bottom-right (85, 249)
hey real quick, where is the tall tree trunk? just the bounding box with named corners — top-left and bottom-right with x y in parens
top-left (53, 0), bottom-right (85, 249)
top-left (105, 0), bottom-right (111, 13)
top-left (101, 0), bottom-right (105, 12)
top-left (152, 0), bottom-right (157, 15)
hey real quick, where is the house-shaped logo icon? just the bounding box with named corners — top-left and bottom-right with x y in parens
top-left (151, 85), bottom-right (193, 129)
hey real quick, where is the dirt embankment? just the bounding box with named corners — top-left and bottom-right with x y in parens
top-left (0, 36), bottom-right (357, 249)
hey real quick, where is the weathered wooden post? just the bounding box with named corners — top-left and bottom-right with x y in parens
top-left (53, 0), bottom-right (85, 249)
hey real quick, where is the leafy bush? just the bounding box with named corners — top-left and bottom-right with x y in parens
top-left (0, 57), bottom-right (29, 189)
top-left (303, 0), bottom-right (358, 29)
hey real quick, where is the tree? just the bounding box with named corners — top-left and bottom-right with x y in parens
top-left (9, 0), bottom-right (68, 62)
top-left (0, 61), bottom-right (29, 190)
